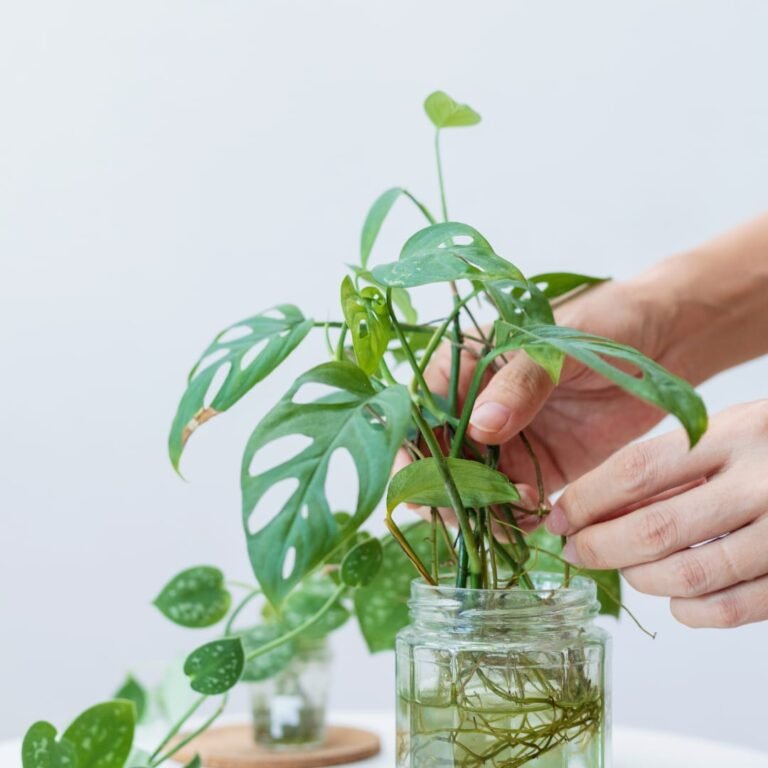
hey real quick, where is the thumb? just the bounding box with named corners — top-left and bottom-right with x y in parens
top-left (468, 355), bottom-right (554, 444)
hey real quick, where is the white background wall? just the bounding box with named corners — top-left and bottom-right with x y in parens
top-left (2, 0), bottom-right (768, 751)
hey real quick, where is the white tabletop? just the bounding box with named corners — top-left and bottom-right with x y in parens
top-left (3, 711), bottom-right (768, 768)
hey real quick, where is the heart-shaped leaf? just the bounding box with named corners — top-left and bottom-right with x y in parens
top-left (238, 625), bottom-right (295, 682)
top-left (113, 676), bottom-right (147, 723)
top-left (242, 361), bottom-right (412, 606)
top-left (280, 575), bottom-right (350, 639)
top-left (169, 305), bottom-right (313, 471)
top-left (525, 528), bottom-right (621, 617)
top-left (372, 222), bottom-right (524, 288)
top-left (354, 522), bottom-right (451, 652)
top-left (387, 457), bottom-right (520, 513)
top-left (495, 321), bottom-right (708, 447)
top-left (22, 723), bottom-right (76, 768)
top-left (62, 702), bottom-right (135, 768)
top-left (340, 538), bottom-right (383, 587)
top-left (340, 277), bottom-right (392, 375)
top-left (184, 638), bottom-right (244, 694)
top-left (153, 566), bottom-right (231, 628)
top-left (424, 91), bottom-right (481, 128)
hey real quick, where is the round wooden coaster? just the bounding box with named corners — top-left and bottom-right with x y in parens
top-left (171, 724), bottom-right (381, 768)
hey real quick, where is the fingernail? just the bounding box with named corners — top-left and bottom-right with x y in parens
top-left (562, 539), bottom-right (582, 566)
top-left (470, 402), bottom-right (512, 433)
top-left (546, 505), bottom-right (569, 535)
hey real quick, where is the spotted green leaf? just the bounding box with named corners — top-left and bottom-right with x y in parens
top-left (340, 538), bottom-right (383, 588)
top-left (371, 222), bottom-right (523, 288)
top-left (62, 702), bottom-right (135, 768)
top-left (281, 575), bottom-right (350, 639)
top-left (424, 91), bottom-right (481, 128)
top-left (184, 638), bottom-right (244, 694)
top-left (169, 305), bottom-right (313, 471)
top-left (153, 566), bottom-right (231, 628)
top-left (495, 321), bottom-right (708, 446)
top-left (241, 361), bottom-right (411, 606)
top-left (22, 723), bottom-right (76, 768)
top-left (387, 457), bottom-right (520, 513)
top-left (238, 625), bottom-right (295, 683)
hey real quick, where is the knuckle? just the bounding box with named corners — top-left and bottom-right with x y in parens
top-left (712, 592), bottom-right (746, 628)
top-left (636, 507), bottom-right (679, 557)
top-left (617, 444), bottom-right (657, 496)
top-left (675, 554), bottom-right (709, 597)
top-left (496, 360), bottom-right (546, 401)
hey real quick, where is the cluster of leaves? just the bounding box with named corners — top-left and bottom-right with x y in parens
top-left (22, 90), bottom-right (707, 768)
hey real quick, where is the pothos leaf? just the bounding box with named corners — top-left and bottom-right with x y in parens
top-left (354, 522), bottom-right (451, 653)
top-left (525, 528), bottom-right (621, 617)
top-left (62, 702), bottom-right (135, 768)
top-left (279, 575), bottom-right (350, 639)
top-left (241, 361), bottom-right (412, 606)
top-left (340, 276), bottom-right (392, 375)
top-left (169, 305), bottom-right (313, 471)
top-left (22, 722), bottom-right (76, 768)
top-left (372, 222), bottom-right (524, 288)
top-left (495, 321), bottom-right (708, 446)
top-left (183, 638), bottom-right (244, 694)
top-left (153, 566), bottom-right (231, 628)
top-left (340, 538), bottom-right (383, 587)
top-left (424, 91), bottom-right (481, 128)
top-left (387, 457), bottom-right (520, 513)
top-left (238, 625), bottom-right (295, 682)
top-left (113, 675), bottom-right (148, 723)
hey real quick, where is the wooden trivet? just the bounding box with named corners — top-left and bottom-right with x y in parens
top-left (171, 723), bottom-right (381, 767)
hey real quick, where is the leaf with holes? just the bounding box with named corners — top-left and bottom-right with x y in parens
top-left (169, 305), bottom-right (314, 471)
top-left (525, 528), bottom-right (621, 617)
top-left (424, 91), bottom-right (481, 128)
top-left (22, 723), bottom-right (76, 768)
top-left (153, 566), bottom-right (231, 628)
top-left (238, 625), bottom-right (295, 682)
top-left (242, 361), bottom-right (412, 606)
top-left (62, 702), bottom-right (135, 768)
top-left (526, 272), bottom-right (608, 300)
top-left (387, 457), bottom-right (520, 513)
top-left (495, 321), bottom-right (708, 446)
top-left (113, 676), bottom-right (147, 722)
top-left (371, 222), bottom-right (524, 288)
top-left (350, 266), bottom-right (417, 325)
top-left (340, 538), bottom-right (383, 587)
top-left (183, 638), bottom-right (244, 694)
top-left (354, 522), bottom-right (451, 652)
top-left (340, 277), bottom-right (392, 375)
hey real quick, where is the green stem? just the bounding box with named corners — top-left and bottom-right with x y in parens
top-left (224, 588), bottom-right (261, 635)
top-left (149, 695), bottom-right (206, 762)
top-left (335, 324), bottom-right (348, 362)
top-left (243, 584), bottom-right (347, 663)
top-left (386, 512), bottom-right (436, 585)
top-left (402, 188), bottom-right (437, 225)
top-left (411, 406), bottom-right (482, 578)
top-left (562, 535), bottom-right (572, 587)
top-left (151, 695), bottom-right (228, 767)
top-left (430, 508), bottom-right (439, 583)
top-left (435, 130), bottom-right (448, 222)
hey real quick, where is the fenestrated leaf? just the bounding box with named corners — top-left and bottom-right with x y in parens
top-left (372, 222), bottom-right (524, 289)
top-left (526, 272), bottom-right (608, 300)
top-left (169, 305), bottom-right (314, 471)
top-left (242, 361), bottom-right (412, 605)
top-left (340, 277), bottom-right (392, 375)
top-left (183, 638), bottom-right (244, 694)
top-left (62, 702), bottom-right (135, 768)
top-left (495, 321), bottom-right (708, 447)
top-left (525, 528), bottom-right (621, 617)
top-left (22, 722), bottom-right (76, 768)
top-left (354, 522), bottom-right (451, 652)
top-left (351, 266), bottom-right (417, 325)
top-left (153, 566), bottom-right (231, 628)
top-left (387, 457), bottom-right (520, 513)
top-left (238, 625), bottom-right (295, 682)
top-left (424, 91), bottom-right (481, 128)
top-left (113, 676), bottom-right (147, 722)
top-left (340, 538), bottom-right (383, 587)
top-left (360, 187), bottom-right (405, 268)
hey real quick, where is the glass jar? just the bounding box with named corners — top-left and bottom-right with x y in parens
top-left (249, 638), bottom-right (332, 750)
top-left (396, 574), bottom-right (610, 767)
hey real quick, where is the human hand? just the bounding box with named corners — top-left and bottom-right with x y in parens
top-left (547, 401), bottom-right (768, 628)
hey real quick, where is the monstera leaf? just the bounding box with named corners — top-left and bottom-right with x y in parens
top-left (424, 91), bottom-right (481, 128)
top-left (241, 361), bottom-right (411, 606)
top-left (372, 222), bottom-right (524, 288)
top-left (169, 305), bottom-right (313, 471)
top-left (495, 321), bottom-right (708, 446)
top-left (526, 272), bottom-right (607, 300)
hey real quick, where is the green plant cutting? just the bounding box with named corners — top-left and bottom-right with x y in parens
top-left (21, 91), bottom-right (707, 768)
